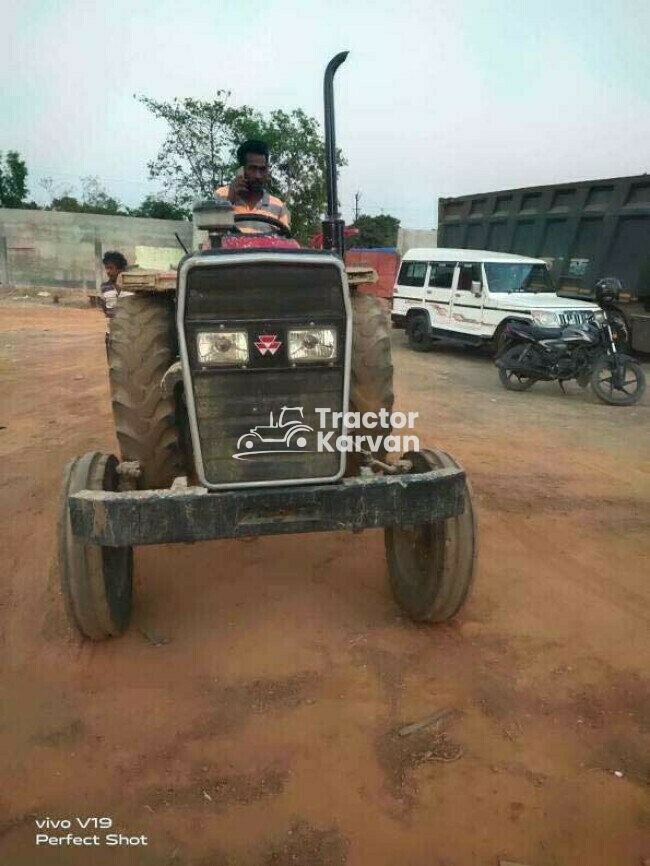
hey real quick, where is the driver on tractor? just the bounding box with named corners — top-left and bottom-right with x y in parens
top-left (215, 139), bottom-right (290, 234)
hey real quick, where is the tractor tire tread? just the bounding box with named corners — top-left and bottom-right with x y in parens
top-left (108, 294), bottom-right (183, 489)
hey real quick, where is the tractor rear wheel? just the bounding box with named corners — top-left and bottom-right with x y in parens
top-left (108, 294), bottom-right (184, 489)
top-left (385, 449), bottom-right (477, 622)
top-left (58, 452), bottom-right (133, 639)
top-left (347, 291), bottom-right (394, 474)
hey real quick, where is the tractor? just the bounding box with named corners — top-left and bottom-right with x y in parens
top-left (58, 52), bottom-right (477, 640)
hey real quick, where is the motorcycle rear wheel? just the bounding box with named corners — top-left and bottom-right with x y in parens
top-left (498, 345), bottom-right (538, 391)
top-left (591, 354), bottom-right (646, 406)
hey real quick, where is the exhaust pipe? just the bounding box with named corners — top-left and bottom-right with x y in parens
top-left (322, 51), bottom-right (349, 257)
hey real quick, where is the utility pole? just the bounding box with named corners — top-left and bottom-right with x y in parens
top-left (353, 191), bottom-right (362, 223)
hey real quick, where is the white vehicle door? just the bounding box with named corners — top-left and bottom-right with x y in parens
top-left (424, 260), bottom-right (456, 330)
top-left (393, 260), bottom-right (429, 317)
top-left (449, 262), bottom-right (484, 335)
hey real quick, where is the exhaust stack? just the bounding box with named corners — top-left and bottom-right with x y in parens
top-left (322, 51), bottom-right (349, 257)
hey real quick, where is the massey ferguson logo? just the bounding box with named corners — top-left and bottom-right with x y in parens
top-left (255, 334), bottom-right (282, 355)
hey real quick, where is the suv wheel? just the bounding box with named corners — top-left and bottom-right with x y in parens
top-left (407, 314), bottom-right (434, 351)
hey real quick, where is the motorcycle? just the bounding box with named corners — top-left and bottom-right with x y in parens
top-left (495, 280), bottom-right (646, 406)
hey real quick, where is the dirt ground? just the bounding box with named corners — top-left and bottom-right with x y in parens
top-left (1, 299), bottom-right (649, 866)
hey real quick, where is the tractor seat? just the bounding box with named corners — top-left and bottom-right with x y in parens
top-left (222, 235), bottom-right (301, 250)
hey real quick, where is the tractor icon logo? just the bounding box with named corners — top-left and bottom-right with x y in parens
top-left (233, 406), bottom-right (314, 460)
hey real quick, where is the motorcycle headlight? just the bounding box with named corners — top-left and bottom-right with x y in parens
top-left (288, 327), bottom-right (337, 363)
top-left (196, 330), bottom-right (249, 365)
top-left (531, 310), bottom-right (560, 327)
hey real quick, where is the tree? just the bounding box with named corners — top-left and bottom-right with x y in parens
top-left (48, 176), bottom-right (124, 215)
top-left (137, 93), bottom-right (344, 243)
top-left (40, 176), bottom-right (74, 206)
top-left (129, 195), bottom-right (189, 220)
top-left (50, 195), bottom-right (85, 212)
top-left (349, 213), bottom-right (400, 248)
top-left (136, 94), bottom-right (243, 204)
top-left (0, 151), bottom-right (28, 208)
top-left (249, 108), bottom-right (343, 244)
top-left (79, 176), bottom-right (123, 215)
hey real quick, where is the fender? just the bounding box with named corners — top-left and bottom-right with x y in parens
top-left (493, 316), bottom-right (533, 355)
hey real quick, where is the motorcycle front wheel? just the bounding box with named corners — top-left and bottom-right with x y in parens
top-left (497, 344), bottom-right (539, 391)
top-left (591, 354), bottom-right (646, 406)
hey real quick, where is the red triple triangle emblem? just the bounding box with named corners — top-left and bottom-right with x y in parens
top-left (255, 334), bottom-right (282, 355)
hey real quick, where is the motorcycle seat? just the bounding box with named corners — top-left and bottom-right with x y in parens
top-left (530, 325), bottom-right (563, 340)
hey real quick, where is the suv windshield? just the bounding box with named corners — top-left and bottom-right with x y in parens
top-left (485, 263), bottom-right (555, 293)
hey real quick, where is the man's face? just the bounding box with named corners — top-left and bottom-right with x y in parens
top-left (104, 263), bottom-right (122, 283)
top-left (244, 153), bottom-right (268, 193)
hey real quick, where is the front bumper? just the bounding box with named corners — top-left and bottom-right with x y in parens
top-left (69, 467), bottom-right (466, 547)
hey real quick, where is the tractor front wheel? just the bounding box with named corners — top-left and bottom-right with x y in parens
top-left (347, 292), bottom-right (394, 474)
top-left (58, 452), bottom-right (133, 640)
top-left (385, 449), bottom-right (477, 622)
top-left (108, 294), bottom-right (184, 489)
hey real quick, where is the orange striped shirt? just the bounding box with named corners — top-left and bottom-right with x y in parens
top-left (215, 186), bottom-right (290, 229)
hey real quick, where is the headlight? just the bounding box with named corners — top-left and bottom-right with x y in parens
top-left (288, 327), bottom-right (337, 363)
top-left (531, 310), bottom-right (560, 327)
top-left (591, 309), bottom-right (606, 323)
top-left (196, 331), bottom-right (248, 365)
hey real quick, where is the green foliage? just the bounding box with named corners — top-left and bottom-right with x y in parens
top-left (50, 195), bottom-right (84, 212)
top-left (78, 176), bottom-right (123, 214)
top-left (45, 177), bottom-right (187, 220)
top-left (136, 93), bottom-right (344, 244)
top-left (0, 151), bottom-right (29, 208)
top-left (349, 213), bottom-right (400, 248)
top-left (129, 195), bottom-right (189, 220)
top-left (49, 177), bottom-right (124, 215)
top-left (243, 108), bottom-right (345, 245)
top-left (136, 93), bottom-right (242, 204)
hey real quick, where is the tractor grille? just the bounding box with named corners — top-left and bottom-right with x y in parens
top-left (558, 309), bottom-right (593, 327)
top-left (182, 257), bottom-right (349, 488)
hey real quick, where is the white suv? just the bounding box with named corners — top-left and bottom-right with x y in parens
top-left (391, 248), bottom-right (599, 352)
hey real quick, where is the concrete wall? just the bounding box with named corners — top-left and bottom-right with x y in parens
top-left (396, 227), bottom-right (438, 256)
top-left (0, 208), bottom-right (193, 290)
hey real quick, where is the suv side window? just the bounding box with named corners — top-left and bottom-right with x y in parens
top-left (428, 262), bottom-right (456, 288)
top-left (397, 261), bottom-right (428, 287)
top-left (457, 263), bottom-right (481, 291)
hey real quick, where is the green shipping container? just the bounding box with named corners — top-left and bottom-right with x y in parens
top-left (438, 174), bottom-right (650, 303)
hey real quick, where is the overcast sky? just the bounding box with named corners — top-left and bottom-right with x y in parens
top-left (2, 0), bottom-right (649, 227)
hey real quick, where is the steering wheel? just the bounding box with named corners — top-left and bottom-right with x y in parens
top-left (233, 212), bottom-right (292, 238)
